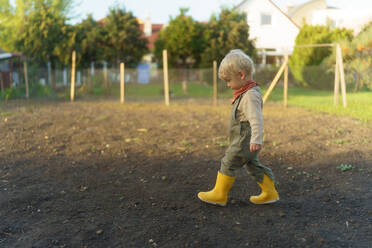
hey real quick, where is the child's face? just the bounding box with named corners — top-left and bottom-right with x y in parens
top-left (225, 72), bottom-right (246, 90)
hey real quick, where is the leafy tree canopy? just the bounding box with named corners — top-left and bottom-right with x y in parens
top-left (200, 8), bottom-right (255, 68)
top-left (0, 0), bottom-right (73, 53)
top-left (101, 6), bottom-right (148, 67)
top-left (154, 8), bottom-right (206, 68)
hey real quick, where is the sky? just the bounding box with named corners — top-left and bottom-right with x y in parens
top-left (70, 0), bottom-right (372, 24)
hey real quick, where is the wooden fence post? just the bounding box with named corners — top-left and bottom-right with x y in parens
top-left (103, 61), bottom-right (108, 87)
top-left (23, 60), bottom-right (29, 99)
top-left (263, 56), bottom-right (289, 104)
top-left (163, 49), bottom-right (170, 106)
top-left (337, 44), bottom-right (347, 108)
top-left (90, 62), bottom-right (95, 76)
top-left (283, 50), bottom-right (289, 107)
top-left (182, 81), bottom-right (188, 95)
top-left (213, 60), bottom-right (217, 106)
top-left (120, 62), bottom-right (125, 104)
top-left (70, 51), bottom-right (76, 102)
top-left (334, 45), bottom-right (340, 105)
top-left (182, 69), bottom-right (188, 95)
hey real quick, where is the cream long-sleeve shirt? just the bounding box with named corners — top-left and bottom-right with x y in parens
top-left (236, 86), bottom-right (264, 145)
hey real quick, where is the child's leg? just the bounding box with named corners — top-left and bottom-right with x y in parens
top-left (244, 152), bottom-right (279, 204)
top-left (197, 148), bottom-right (245, 206)
top-left (244, 152), bottom-right (276, 184)
top-left (220, 151), bottom-right (246, 177)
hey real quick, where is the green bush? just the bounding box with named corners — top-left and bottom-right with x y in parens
top-left (301, 65), bottom-right (334, 90)
top-left (290, 25), bottom-right (353, 89)
top-left (0, 86), bottom-right (23, 100)
top-left (29, 82), bottom-right (52, 97)
top-left (255, 65), bottom-right (280, 86)
top-left (75, 75), bottom-right (111, 98)
top-left (0, 82), bottom-right (53, 101)
top-left (344, 22), bottom-right (372, 91)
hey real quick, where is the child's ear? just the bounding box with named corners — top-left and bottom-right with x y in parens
top-left (239, 72), bottom-right (246, 80)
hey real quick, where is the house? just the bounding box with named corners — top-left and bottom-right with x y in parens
top-left (311, 8), bottom-right (372, 34)
top-left (235, 0), bottom-right (372, 65)
top-left (0, 48), bottom-right (22, 89)
top-left (137, 17), bottom-right (164, 84)
top-left (235, 0), bottom-right (300, 65)
top-left (286, 0), bottom-right (330, 26)
top-left (138, 17), bottom-right (163, 64)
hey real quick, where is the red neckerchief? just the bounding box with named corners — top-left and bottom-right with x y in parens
top-left (232, 80), bottom-right (259, 103)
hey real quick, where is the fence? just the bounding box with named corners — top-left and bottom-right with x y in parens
top-left (0, 47), bottom-right (370, 105)
top-left (0, 61), bottom-right (282, 103)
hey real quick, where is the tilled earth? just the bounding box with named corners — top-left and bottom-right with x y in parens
top-left (0, 99), bottom-right (371, 248)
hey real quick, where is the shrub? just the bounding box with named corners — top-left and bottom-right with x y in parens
top-left (29, 82), bottom-right (52, 97)
top-left (0, 82), bottom-right (53, 100)
top-left (345, 22), bottom-right (372, 91)
top-left (0, 86), bottom-right (23, 100)
top-left (254, 65), bottom-right (280, 86)
top-left (290, 25), bottom-right (353, 89)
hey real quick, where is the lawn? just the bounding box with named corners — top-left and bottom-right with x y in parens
top-left (8, 80), bottom-right (370, 123)
top-left (122, 82), bottom-right (372, 123)
top-left (264, 87), bottom-right (372, 123)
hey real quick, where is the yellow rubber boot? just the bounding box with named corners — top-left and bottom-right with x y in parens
top-left (250, 174), bottom-right (279, 204)
top-left (198, 171), bottom-right (235, 206)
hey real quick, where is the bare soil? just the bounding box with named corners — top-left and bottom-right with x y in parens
top-left (1, 99), bottom-right (371, 248)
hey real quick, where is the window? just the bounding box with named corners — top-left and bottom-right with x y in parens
top-left (261, 13), bottom-right (272, 25)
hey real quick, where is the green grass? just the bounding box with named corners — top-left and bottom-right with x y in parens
top-left (126, 83), bottom-right (372, 123)
top-left (264, 87), bottom-right (372, 123)
top-left (125, 82), bottom-right (215, 98)
top-left (75, 81), bottom-right (372, 123)
top-left (0, 111), bottom-right (12, 117)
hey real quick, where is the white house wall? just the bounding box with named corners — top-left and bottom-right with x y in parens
top-left (237, 0), bottom-right (299, 54)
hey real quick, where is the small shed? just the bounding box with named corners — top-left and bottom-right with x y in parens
top-left (0, 49), bottom-right (23, 90)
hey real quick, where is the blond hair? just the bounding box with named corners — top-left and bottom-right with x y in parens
top-left (218, 49), bottom-right (255, 81)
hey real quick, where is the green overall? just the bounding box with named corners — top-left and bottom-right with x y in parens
top-left (220, 91), bottom-right (276, 184)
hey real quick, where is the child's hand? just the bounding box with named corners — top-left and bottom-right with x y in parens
top-left (250, 143), bottom-right (261, 152)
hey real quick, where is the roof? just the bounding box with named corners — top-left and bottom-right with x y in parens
top-left (234, 0), bottom-right (300, 29)
top-left (288, 0), bottom-right (326, 17)
top-left (0, 52), bottom-right (22, 60)
top-left (268, 0), bottom-right (300, 29)
top-left (235, 0), bottom-right (250, 9)
top-left (0, 53), bottom-right (12, 60)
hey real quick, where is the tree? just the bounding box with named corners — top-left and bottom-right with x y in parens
top-left (0, 0), bottom-right (32, 51)
top-left (289, 25), bottom-right (353, 89)
top-left (16, 2), bottom-right (67, 62)
top-left (342, 22), bottom-right (372, 91)
top-left (101, 6), bottom-right (148, 67)
top-left (0, 0), bottom-right (73, 53)
top-left (59, 14), bottom-right (103, 68)
top-left (154, 8), bottom-right (207, 68)
top-left (200, 8), bottom-right (255, 68)
top-left (11, 0), bottom-right (74, 87)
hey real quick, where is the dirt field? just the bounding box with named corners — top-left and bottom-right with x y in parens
top-left (1, 99), bottom-right (371, 248)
